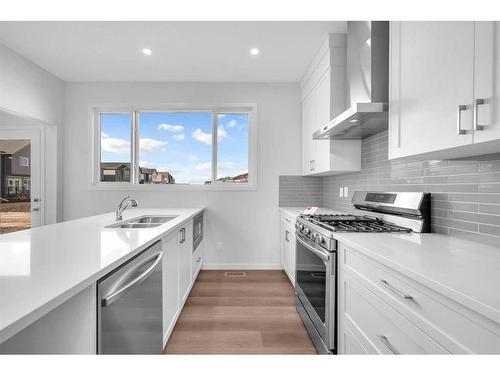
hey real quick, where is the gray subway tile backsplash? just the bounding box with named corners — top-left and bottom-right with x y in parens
top-left (279, 130), bottom-right (500, 245)
top-left (279, 175), bottom-right (322, 207)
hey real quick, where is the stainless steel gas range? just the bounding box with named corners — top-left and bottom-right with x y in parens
top-left (294, 191), bottom-right (431, 354)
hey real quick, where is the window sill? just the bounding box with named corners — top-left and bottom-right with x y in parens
top-left (88, 183), bottom-right (257, 192)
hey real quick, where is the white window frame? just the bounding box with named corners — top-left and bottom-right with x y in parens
top-left (89, 103), bottom-right (257, 191)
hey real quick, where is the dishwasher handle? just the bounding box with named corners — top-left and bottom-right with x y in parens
top-left (101, 251), bottom-right (163, 306)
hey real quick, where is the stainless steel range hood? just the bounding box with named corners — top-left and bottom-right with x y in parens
top-left (313, 21), bottom-right (389, 140)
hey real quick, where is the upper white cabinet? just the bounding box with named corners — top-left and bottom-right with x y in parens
top-left (389, 21), bottom-right (500, 159)
top-left (301, 33), bottom-right (361, 176)
top-left (473, 22), bottom-right (500, 144)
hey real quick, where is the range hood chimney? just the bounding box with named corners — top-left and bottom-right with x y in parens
top-left (313, 21), bottom-right (389, 140)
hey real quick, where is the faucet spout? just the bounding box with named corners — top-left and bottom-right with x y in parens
top-left (116, 196), bottom-right (139, 221)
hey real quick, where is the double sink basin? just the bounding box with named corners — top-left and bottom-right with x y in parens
top-left (106, 215), bottom-right (178, 229)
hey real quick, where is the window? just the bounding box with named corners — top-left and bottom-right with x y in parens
top-left (19, 156), bottom-right (29, 167)
top-left (216, 113), bottom-right (249, 183)
top-left (99, 113), bottom-right (132, 182)
top-left (92, 105), bottom-right (255, 189)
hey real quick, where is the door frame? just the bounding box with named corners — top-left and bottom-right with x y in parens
top-left (0, 126), bottom-right (45, 228)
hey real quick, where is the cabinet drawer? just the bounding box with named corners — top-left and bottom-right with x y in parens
top-left (341, 244), bottom-right (500, 354)
top-left (280, 212), bottom-right (296, 227)
top-left (343, 271), bottom-right (448, 354)
top-left (191, 241), bottom-right (203, 279)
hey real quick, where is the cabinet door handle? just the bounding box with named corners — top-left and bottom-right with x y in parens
top-left (457, 104), bottom-right (468, 135)
top-left (180, 228), bottom-right (186, 243)
top-left (196, 256), bottom-right (202, 263)
top-left (380, 279), bottom-right (413, 300)
top-left (474, 98), bottom-right (486, 131)
top-left (309, 160), bottom-right (315, 171)
top-left (285, 230), bottom-right (290, 242)
top-left (377, 335), bottom-right (399, 355)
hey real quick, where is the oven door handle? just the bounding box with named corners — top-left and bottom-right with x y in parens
top-left (296, 234), bottom-right (330, 262)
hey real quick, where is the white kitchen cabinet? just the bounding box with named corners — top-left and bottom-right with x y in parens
top-left (162, 230), bottom-right (180, 345)
top-left (339, 270), bottom-right (448, 354)
top-left (192, 239), bottom-right (203, 280)
top-left (338, 242), bottom-right (500, 354)
top-left (301, 33), bottom-right (361, 176)
top-left (473, 22), bottom-right (500, 144)
top-left (162, 220), bottom-right (195, 347)
top-left (389, 21), bottom-right (500, 160)
top-left (280, 212), bottom-right (296, 285)
top-left (178, 221), bottom-right (193, 304)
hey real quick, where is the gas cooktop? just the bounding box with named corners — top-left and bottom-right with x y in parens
top-left (301, 214), bottom-right (413, 233)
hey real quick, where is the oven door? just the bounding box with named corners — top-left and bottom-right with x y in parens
top-left (295, 232), bottom-right (336, 350)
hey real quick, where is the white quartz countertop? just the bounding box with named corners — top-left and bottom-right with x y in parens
top-left (0, 207), bottom-right (204, 344)
top-left (279, 207), bottom-right (500, 324)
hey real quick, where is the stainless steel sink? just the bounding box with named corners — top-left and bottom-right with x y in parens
top-left (106, 215), bottom-right (178, 229)
top-left (133, 216), bottom-right (175, 224)
top-left (115, 223), bottom-right (163, 229)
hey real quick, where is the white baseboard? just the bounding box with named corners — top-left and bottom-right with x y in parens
top-left (201, 263), bottom-right (282, 270)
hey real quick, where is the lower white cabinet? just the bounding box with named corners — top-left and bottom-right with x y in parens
top-left (162, 217), bottom-right (202, 348)
top-left (280, 212), bottom-right (296, 285)
top-left (338, 242), bottom-right (500, 354)
top-left (178, 221), bottom-right (193, 304)
top-left (339, 270), bottom-right (448, 354)
top-left (192, 239), bottom-right (204, 279)
top-left (162, 231), bottom-right (180, 345)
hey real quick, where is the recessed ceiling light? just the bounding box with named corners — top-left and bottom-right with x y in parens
top-left (250, 48), bottom-right (260, 56)
top-left (142, 48), bottom-right (152, 56)
top-left (349, 119), bottom-right (359, 123)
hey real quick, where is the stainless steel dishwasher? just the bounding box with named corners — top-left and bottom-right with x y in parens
top-left (97, 241), bottom-right (163, 354)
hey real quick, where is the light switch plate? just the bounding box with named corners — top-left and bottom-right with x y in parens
top-left (339, 187), bottom-right (344, 197)
top-left (344, 186), bottom-right (349, 197)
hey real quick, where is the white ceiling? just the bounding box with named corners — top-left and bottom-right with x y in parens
top-left (0, 21), bottom-right (346, 82)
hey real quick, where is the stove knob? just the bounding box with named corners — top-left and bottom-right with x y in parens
top-left (304, 228), bottom-right (311, 236)
top-left (315, 235), bottom-right (322, 244)
top-left (310, 233), bottom-right (317, 242)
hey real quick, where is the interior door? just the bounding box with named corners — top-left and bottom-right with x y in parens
top-left (0, 128), bottom-right (42, 234)
top-left (390, 21), bottom-right (475, 158)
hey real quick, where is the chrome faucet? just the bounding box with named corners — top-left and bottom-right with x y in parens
top-left (116, 196), bottom-right (139, 221)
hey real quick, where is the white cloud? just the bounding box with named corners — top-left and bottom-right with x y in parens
top-left (158, 123), bottom-right (184, 133)
top-left (195, 161), bottom-right (212, 171)
top-left (172, 133), bottom-right (185, 141)
top-left (192, 128), bottom-right (212, 145)
top-left (226, 119), bottom-right (237, 128)
top-left (101, 136), bottom-right (130, 154)
top-left (217, 161), bottom-right (237, 171)
top-left (192, 126), bottom-right (227, 145)
top-left (139, 138), bottom-right (168, 153)
top-left (218, 125), bottom-right (227, 142)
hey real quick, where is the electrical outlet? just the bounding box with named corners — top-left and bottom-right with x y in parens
top-left (344, 186), bottom-right (349, 197)
top-left (339, 187), bottom-right (344, 197)
top-left (216, 242), bottom-right (224, 251)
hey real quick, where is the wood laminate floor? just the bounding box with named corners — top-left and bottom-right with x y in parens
top-left (164, 270), bottom-right (317, 354)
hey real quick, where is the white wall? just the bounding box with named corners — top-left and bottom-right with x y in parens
top-left (0, 43), bottom-right (65, 223)
top-left (64, 82), bottom-right (302, 267)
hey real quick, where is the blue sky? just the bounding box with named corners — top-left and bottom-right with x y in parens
top-left (100, 112), bottom-right (248, 184)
